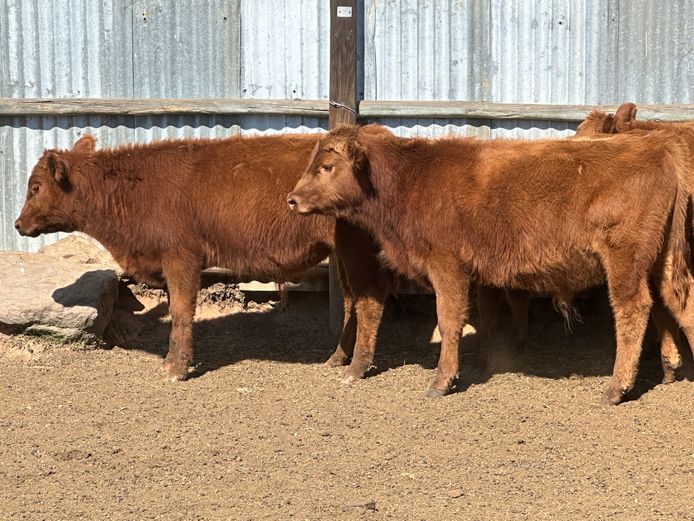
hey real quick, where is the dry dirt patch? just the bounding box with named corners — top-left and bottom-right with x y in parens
top-left (0, 290), bottom-right (692, 520)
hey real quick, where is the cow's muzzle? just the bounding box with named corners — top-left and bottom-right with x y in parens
top-left (287, 193), bottom-right (312, 214)
top-left (14, 218), bottom-right (38, 237)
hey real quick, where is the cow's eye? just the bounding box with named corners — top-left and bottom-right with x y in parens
top-left (320, 164), bottom-right (333, 173)
top-left (30, 184), bottom-right (40, 196)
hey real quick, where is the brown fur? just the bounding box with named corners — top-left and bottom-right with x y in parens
top-left (15, 133), bottom-right (390, 382)
top-left (288, 124), bottom-right (690, 403)
top-left (573, 103), bottom-right (694, 378)
top-left (482, 106), bottom-right (694, 383)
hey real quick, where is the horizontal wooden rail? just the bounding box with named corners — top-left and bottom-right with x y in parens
top-left (358, 100), bottom-right (694, 122)
top-left (0, 98), bottom-right (329, 117)
top-left (2, 98), bottom-right (692, 122)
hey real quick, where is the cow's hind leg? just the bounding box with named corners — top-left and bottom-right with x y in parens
top-left (325, 263), bottom-right (356, 368)
top-left (603, 266), bottom-right (652, 405)
top-left (506, 289), bottom-right (531, 351)
top-left (335, 220), bottom-right (388, 383)
top-left (657, 265), bottom-right (694, 359)
top-left (162, 256), bottom-right (201, 381)
top-left (475, 285), bottom-right (502, 368)
top-left (426, 262), bottom-right (470, 398)
top-left (649, 297), bottom-right (681, 384)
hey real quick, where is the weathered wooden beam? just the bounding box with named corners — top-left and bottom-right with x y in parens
top-left (327, 0), bottom-right (358, 334)
top-left (3, 97), bottom-right (692, 123)
top-left (0, 97), bottom-right (329, 117)
top-left (358, 100), bottom-right (694, 122)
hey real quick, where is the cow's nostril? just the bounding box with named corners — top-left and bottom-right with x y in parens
top-left (287, 195), bottom-right (297, 209)
top-left (14, 220), bottom-right (21, 230)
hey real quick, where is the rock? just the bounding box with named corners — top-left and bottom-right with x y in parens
top-left (40, 235), bottom-right (123, 276)
top-left (0, 252), bottom-right (119, 343)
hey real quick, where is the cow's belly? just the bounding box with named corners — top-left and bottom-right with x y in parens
top-left (199, 211), bottom-right (335, 282)
top-left (206, 239), bottom-right (333, 283)
top-left (476, 249), bottom-right (605, 294)
top-left (113, 252), bottom-right (165, 287)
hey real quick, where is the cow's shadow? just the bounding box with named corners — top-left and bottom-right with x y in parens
top-left (113, 286), bottom-right (693, 401)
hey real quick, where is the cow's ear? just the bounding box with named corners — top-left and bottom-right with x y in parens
top-left (47, 152), bottom-right (69, 184)
top-left (73, 135), bottom-right (96, 154)
top-left (602, 114), bottom-right (616, 133)
top-left (346, 137), bottom-right (366, 167)
top-left (615, 102), bottom-right (637, 123)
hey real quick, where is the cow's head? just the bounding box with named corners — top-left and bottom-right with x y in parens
top-left (575, 103), bottom-right (638, 137)
top-left (575, 110), bottom-right (616, 136)
top-left (287, 126), bottom-right (372, 217)
top-left (14, 135), bottom-right (96, 237)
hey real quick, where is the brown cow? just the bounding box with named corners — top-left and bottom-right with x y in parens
top-left (574, 103), bottom-right (694, 372)
top-left (478, 107), bottom-right (694, 384)
top-left (288, 124), bottom-right (691, 404)
top-left (15, 134), bottom-right (390, 382)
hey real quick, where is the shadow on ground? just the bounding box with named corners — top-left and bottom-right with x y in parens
top-left (113, 287), bottom-right (694, 401)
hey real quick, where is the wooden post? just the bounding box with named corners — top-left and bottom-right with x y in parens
top-left (328, 0), bottom-right (358, 335)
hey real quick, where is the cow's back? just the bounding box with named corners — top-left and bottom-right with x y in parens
top-left (188, 134), bottom-right (335, 280)
top-left (72, 134), bottom-right (334, 284)
top-left (359, 130), bottom-right (684, 292)
top-left (460, 136), bottom-right (680, 289)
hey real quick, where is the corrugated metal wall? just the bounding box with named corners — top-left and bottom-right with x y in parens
top-left (1, 0), bottom-right (693, 251)
top-left (0, 0), bottom-right (330, 251)
top-left (364, 0), bottom-right (694, 137)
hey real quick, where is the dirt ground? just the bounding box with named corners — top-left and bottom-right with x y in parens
top-left (0, 286), bottom-right (692, 521)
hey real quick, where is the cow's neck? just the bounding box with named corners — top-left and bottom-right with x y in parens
top-left (344, 142), bottom-right (423, 278)
top-left (71, 155), bottom-right (152, 266)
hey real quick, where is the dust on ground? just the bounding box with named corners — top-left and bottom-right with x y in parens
top-left (0, 287), bottom-right (692, 520)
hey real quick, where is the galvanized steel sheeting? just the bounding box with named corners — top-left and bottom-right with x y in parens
top-left (1, 0), bottom-right (693, 251)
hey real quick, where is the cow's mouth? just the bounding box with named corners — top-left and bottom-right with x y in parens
top-left (15, 219), bottom-right (58, 237)
top-left (14, 218), bottom-right (37, 237)
top-left (16, 225), bottom-right (41, 238)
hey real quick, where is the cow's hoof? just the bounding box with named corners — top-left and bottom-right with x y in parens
top-left (341, 361), bottom-right (370, 384)
top-left (661, 369), bottom-right (676, 385)
top-left (424, 387), bottom-right (448, 399)
top-left (341, 373), bottom-right (357, 385)
top-left (602, 385), bottom-right (625, 405)
top-left (325, 352), bottom-right (349, 368)
top-left (163, 360), bottom-right (190, 382)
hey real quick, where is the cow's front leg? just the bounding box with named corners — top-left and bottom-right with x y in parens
top-left (162, 256), bottom-right (201, 381)
top-left (334, 220), bottom-right (389, 383)
top-left (325, 258), bottom-right (356, 368)
top-left (343, 292), bottom-right (386, 383)
top-left (426, 262), bottom-right (470, 398)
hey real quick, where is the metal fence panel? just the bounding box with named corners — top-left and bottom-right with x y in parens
top-left (2, 0), bottom-right (693, 251)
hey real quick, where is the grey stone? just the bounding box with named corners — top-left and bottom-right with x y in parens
top-left (0, 252), bottom-right (119, 343)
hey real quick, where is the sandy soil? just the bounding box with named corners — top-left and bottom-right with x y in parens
top-left (0, 287), bottom-right (692, 520)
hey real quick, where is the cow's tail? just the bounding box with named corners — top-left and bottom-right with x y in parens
top-left (666, 142), bottom-right (690, 311)
top-left (552, 293), bottom-right (582, 333)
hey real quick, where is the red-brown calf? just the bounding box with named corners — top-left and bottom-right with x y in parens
top-left (15, 134), bottom-right (389, 382)
top-left (575, 103), bottom-right (694, 374)
top-left (480, 105), bottom-right (694, 384)
top-left (288, 124), bottom-right (690, 404)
